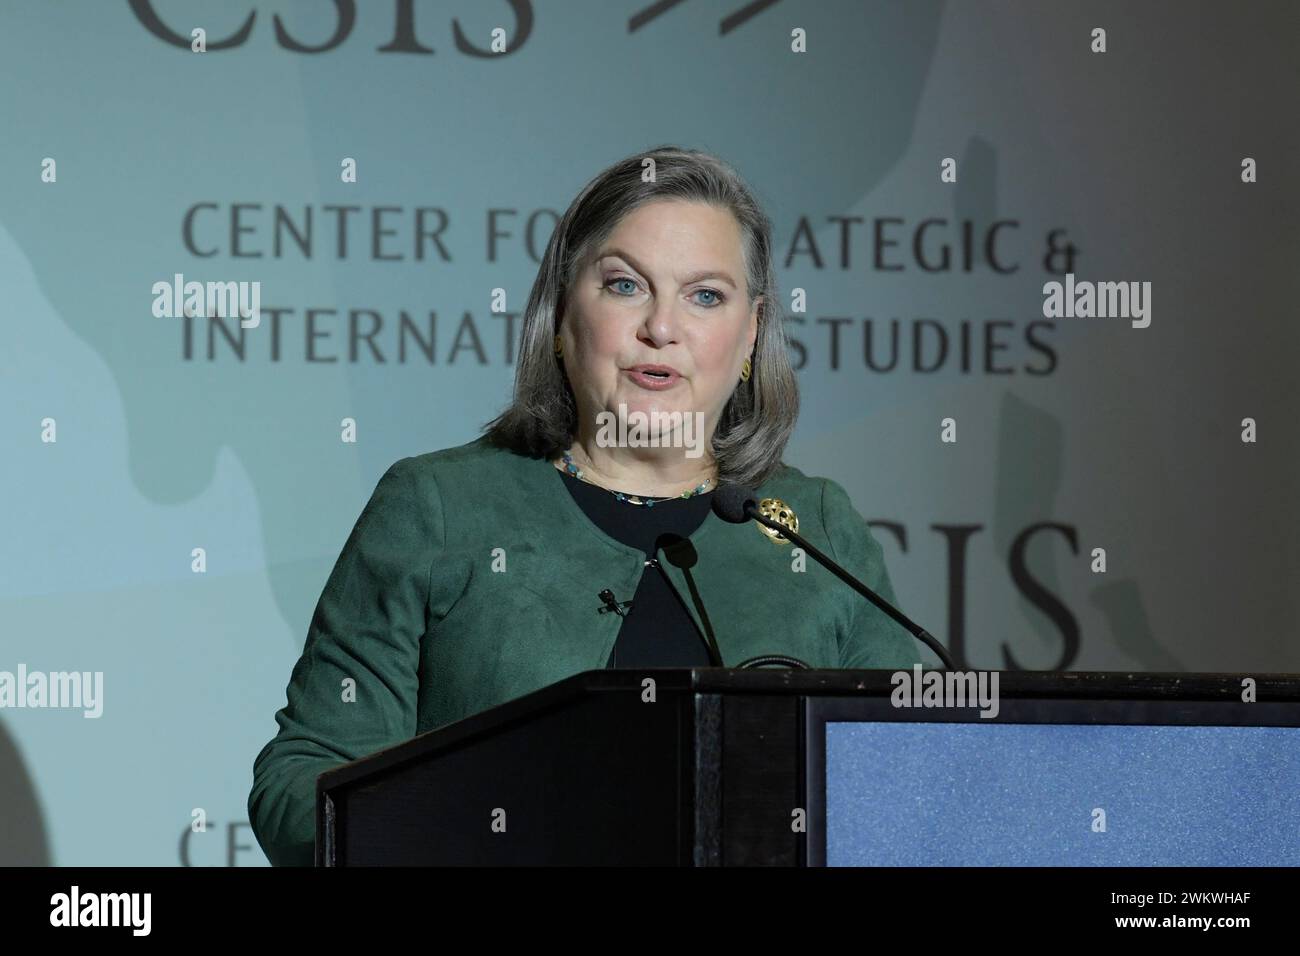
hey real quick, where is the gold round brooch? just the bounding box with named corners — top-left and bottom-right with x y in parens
top-left (756, 497), bottom-right (798, 544)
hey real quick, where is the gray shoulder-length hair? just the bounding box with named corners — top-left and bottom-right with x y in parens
top-left (483, 144), bottom-right (799, 489)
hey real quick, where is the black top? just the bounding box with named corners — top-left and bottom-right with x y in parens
top-left (556, 468), bottom-right (714, 668)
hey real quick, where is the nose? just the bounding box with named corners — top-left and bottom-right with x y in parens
top-left (638, 297), bottom-right (682, 348)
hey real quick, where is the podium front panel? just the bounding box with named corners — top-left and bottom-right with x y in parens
top-left (805, 694), bottom-right (1300, 866)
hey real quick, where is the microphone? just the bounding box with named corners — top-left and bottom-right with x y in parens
top-left (712, 485), bottom-right (956, 670)
top-left (656, 534), bottom-right (724, 667)
top-left (712, 484), bottom-right (759, 524)
top-left (597, 589), bottom-right (632, 617)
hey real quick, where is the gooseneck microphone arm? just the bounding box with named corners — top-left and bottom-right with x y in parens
top-left (713, 485), bottom-right (956, 670)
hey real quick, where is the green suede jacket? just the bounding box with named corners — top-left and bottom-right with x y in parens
top-left (247, 434), bottom-right (922, 865)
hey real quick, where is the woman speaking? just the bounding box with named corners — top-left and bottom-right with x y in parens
top-left (248, 145), bottom-right (922, 866)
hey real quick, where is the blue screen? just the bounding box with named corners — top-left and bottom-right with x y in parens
top-left (825, 722), bottom-right (1300, 866)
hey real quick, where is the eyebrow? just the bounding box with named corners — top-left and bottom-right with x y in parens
top-left (596, 247), bottom-right (738, 289)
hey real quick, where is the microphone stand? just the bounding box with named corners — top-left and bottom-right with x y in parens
top-left (743, 503), bottom-right (957, 670)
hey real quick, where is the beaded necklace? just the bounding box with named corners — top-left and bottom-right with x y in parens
top-left (559, 449), bottom-right (712, 508)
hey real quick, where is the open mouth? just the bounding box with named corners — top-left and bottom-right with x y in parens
top-left (626, 366), bottom-right (681, 389)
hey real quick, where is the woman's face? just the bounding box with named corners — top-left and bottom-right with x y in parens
top-left (558, 199), bottom-right (761, 457)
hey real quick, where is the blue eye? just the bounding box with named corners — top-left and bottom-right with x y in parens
top-left (604, 275), bottom-right (725, 308)
top-left (605, 277), bottom-right (640, 296)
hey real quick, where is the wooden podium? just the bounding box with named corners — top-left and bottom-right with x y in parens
top-left (315, 669), bottom-right (1300, 866)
